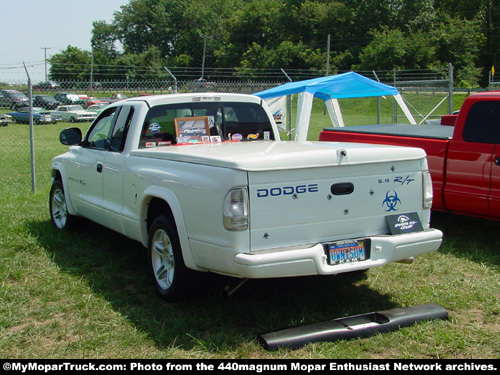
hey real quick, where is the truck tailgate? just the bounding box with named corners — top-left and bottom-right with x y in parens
top-left (248, 156), bottom-right (428, 250)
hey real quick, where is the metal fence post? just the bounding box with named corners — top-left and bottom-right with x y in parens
top-left (448, 63), bottom-right (454, 114)
top-left (164, 67), bottom-right (178, 93)
top-left (392, 68), bottom-right (397, 123)
top-left (281, 68), bottom-right (293, 140)
top-left (372, 70), bottom-right (381, 124)
top-left (23, 63), bottom-right (36, 193)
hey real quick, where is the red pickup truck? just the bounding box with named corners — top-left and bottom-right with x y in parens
top-left (319, 91), bottom-right (500, 220)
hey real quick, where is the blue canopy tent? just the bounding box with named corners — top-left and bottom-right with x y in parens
top-left (254, 72), bottom-right (416, 141)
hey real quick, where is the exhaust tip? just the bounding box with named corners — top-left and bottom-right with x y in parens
top-left (397, 256), bottom-right (415, 264)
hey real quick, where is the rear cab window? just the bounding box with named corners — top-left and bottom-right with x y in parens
top-left (139, 101), bottom-right (274, 148)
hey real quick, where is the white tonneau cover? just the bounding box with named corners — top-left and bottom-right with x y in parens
top-left (130, 141), bottom-right (426, 171)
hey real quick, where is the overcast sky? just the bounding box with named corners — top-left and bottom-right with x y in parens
top-left (0, 0), bottom-right (129, 82)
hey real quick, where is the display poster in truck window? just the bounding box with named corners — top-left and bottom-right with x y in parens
top-left (174, 116), bottom-right (210, 143)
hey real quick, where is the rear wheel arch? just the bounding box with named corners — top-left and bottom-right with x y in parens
top-left (52, 169), bottom-right (63, 183)
top-left (147, 197), bottom-right (175, 234)
top-left (145, 198), bottom-right (203, 300)
top-left (143, 195), bottom-right (201, 272)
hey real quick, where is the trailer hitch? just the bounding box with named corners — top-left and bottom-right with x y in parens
top-left (257, 303), bottom-right (448, 350)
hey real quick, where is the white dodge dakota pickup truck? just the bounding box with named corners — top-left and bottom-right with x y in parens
top-left (50, 93), bottom-right (442, 300)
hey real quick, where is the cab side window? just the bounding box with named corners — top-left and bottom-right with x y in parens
top-left (110, 106), bottom-right (134, 152)
top-left (85, 107), bottom-right (119, 150)
top-left (85, 108), bottom-right (117, 150)
top-left (84, 106), bottom-right (135, 152)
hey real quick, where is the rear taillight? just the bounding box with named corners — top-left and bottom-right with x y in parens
top-left (423, 171), bottom-right (433, 209)
top-left (223, 188), bottom-right (248, 231)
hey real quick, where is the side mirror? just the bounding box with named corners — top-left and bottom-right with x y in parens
top-left (60, 127), bottom-right (82, 146)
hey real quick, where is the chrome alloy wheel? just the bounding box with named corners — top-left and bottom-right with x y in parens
top-left (151, 228), bottom-right (175, 291)
top-left (51, 186), bottom-right (68, 229)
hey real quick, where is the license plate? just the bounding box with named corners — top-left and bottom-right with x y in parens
top-left (328, 239), bottom-right (368, 265)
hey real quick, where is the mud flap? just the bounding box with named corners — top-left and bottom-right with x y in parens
top-left (257, 303), bottom-right (448, 350)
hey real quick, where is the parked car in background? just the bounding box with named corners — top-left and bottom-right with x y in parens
top-left (87, 103), bottom-right (108, 115)
top-left (100, 93), bottom-right (128, 103)
top-left (86, 97), bottom-right (108, 107)
top-left (7, 107), bottom-right (61, 124)
top-left (52, 105), bottom-right (97, 122)
top-left (36, 81), bottom-right (61, 91)
top-left (54, 92), bottom-right (80, 105)
top-left (75, 95), bottom-right (89, 107)
top-left (0, 90), bottom-right (29, 109)
top-left (75, 95), bottom-right (107, 108)
top-left (33, 95), bottom-right (61, 110)
top-left (0, 113), bottom-right (12, 126)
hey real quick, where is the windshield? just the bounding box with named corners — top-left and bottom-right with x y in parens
top-left (139, 101), bottom-right (274, 148)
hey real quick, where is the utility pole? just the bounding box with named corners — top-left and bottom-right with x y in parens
top-left (40, 47), bottom-right (51, 82)
top-left (90, 47), bottom-right (94, 96)
top-left (326, 34), bottom-right (330, 76)
top-left (201, 35), bottom-right (207, 80)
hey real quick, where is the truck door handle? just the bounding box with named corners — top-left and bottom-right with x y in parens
top-left (495, 158), bottom-right (500, 167)
top-left (96, 163), bottom-right (103, 173)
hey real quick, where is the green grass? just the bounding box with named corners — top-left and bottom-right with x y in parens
top-left (0, 102), bottom-right (498, 359)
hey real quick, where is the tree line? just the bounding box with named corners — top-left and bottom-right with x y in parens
top-left (48, 0), bottom-right (499, 87)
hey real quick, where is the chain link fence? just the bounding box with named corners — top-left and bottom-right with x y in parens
top-left (0, 67), bottom-right (469, 194)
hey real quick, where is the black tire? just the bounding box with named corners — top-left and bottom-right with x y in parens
top-left (49, 180), bottom-right (74, 230)
top-left (148, 215), bottom-right (192, 301)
